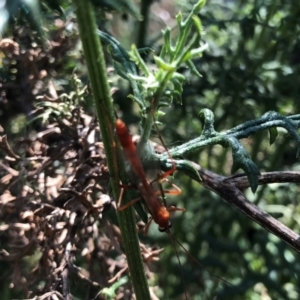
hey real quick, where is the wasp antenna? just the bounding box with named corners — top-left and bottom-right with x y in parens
top-left (173, 235), bottom-right (235, 288)
top-left (166, 229), bottom-right (189, 300)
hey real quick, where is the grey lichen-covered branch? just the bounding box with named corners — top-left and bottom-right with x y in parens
top-left (158, 110), bottom-right (300, 253)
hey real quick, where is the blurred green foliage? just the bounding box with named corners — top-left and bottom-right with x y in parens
top-left (150, 1), bottom-right (300, 299)
top-left (1, 0), bottom-right (300, 299)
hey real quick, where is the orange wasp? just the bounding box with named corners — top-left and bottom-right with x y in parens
top-left (114, 118), bottom-right (233, 298)
top-left (115, 118), bottom-right (183, 231)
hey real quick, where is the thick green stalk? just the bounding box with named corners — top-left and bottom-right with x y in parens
top-left (72, 1), bottom-right (150, 299)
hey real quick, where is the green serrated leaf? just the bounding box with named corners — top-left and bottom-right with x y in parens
top-left (269, 127), bottom-right (278, 145)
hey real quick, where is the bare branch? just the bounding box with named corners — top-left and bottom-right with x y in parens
top-left (228, 171), bottom-right (300, 190)
top-left (174, 160), bottom-right (300, 253)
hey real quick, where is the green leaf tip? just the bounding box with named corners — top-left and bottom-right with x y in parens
top-left (228, 136), bottom-right (260, 192)
top-left (269, 127), bottom-right (278, 145)
top-left (178, 160), bottom-right (202, 182)
top-left (163, 159), bottom-right (202, 183)
top-left (263, 111), bottom-right (300, 158)
top-left (195, 0), bottom-right (206, 11)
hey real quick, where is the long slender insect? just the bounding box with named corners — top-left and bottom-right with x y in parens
top-left (115, 118), bottom-right (183, 230)
top-left (115, 118), bottom-right (233, 298)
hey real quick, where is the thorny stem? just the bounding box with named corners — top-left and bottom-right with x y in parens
top-left (72, 1), bottom-right (150, 299)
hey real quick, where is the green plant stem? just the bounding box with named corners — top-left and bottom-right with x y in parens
top-left (72, 1), bottom-right (150, 299)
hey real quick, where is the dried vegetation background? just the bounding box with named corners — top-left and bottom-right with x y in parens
top-left (2, 1), bottom-right (300, 299)
top-left (0, 25), bottom-right (160, 300)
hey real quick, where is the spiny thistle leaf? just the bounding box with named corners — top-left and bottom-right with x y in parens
top-left (228, 111), bottom-right (300, 157)
top-left (198, 109), bottom-right (261, 192)
top-left (195, 110), bottom-right (300, 192)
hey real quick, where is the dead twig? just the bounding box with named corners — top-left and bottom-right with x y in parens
top-left (176, 160), bottom-right (300, 254)
top-left (0, 135), bottom-right (21, 161)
